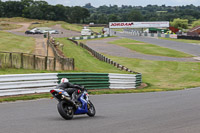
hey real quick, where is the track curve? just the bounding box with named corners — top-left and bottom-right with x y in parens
top-left (1, 88), bottom-right (200, 133)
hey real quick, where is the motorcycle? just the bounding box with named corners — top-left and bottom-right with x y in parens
top-left (50, 88), bottom-right (96, 120)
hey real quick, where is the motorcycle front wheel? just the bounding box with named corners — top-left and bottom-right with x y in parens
top-left (57, 100), bottom-right (74, 120)
top-left (87, 100), bottom-right (96, 117)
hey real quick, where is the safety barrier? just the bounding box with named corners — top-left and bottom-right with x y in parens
top-left (0, 73), bottom-right (58, 96)
top-left (69, 34), bottom-right (110, 40)
top-left (123, 30), bottom-right (175, 38)
top-left (0, 73), bottom-right (142, 96)
top-left (57, 73), bottom-right (110, 89)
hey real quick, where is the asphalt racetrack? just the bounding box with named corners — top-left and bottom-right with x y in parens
top-left (1, 88), bottom-right (200, 133)
top-left (117, 32), bottom-right (200, 57)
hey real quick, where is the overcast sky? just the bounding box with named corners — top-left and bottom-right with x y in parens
top-left (42, 0), bottom-right (200, 7)
top-left (2, 0), bottom-right (200, 7)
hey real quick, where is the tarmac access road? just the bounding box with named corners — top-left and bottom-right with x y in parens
top-left (1, 88), bottom-right (200, 133)
top-left (117, 32), bottom-right (200, 57)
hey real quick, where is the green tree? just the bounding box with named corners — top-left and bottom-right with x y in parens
top-left (108, 14), bottom-right (119, 22)
top-left (192, 20), bottom-right (200, 28)
top-left (127, 10), bottom-right (144, 21)
top-left (170, 18), bottom-right (188, 29)
top-left (0, 0), bottom-right (4, 17)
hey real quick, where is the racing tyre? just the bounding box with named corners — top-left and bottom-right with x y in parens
top-left (57, 100), bottom-right (74, 120)
top-left (87, 100), bottom-right (96, 117)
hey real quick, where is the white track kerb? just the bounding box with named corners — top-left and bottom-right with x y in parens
top-left (0, 73), bottom-right (142, 96)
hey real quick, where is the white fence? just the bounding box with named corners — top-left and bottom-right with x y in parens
top-left (0, 73), bottom-right (58, 96)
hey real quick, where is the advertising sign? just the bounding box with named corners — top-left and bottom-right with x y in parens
top-left (109, 21), bottom-right (169, 28)
top-left (109, 22), bottom-right (134, 28)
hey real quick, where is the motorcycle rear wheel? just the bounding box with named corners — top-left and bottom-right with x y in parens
top-left (87, 100), bottom-right (96, 117)
top-left (57, 100), bottom-right (74, 120)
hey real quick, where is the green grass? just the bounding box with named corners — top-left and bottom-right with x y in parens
top-left (0, 31), bottom-right (35, 53)
top-left (0, 68), bottom-right (59, 75)
top-left (105, 54), bottom-right (200, 90)
top-left (0, 87), bottom-right (180, 102)
top-left (56, 38), bottom-right (127, 73)
top-left (0, 17), bottom-right (103, 33)
top-left (1, 37), bottom-right (200, 102)
top-left (0, 93), bottom-right (52, 103)
top-left (159, 37), bottom-right (200, 44)
top-left (61, 23), bottom-right (83, 32)
top-left (0, 23), bottom-right (22, 30)
top-left (109, 38), bottom-right (193, 58)
top-left (29, 21), bottom-right (65, 29)
top-left (113, 29), bottom-right (124, 32)
top-left (0, 17), bottom-right (35, 22)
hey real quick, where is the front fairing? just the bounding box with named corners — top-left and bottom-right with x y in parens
top-left (74, 91), bottom-right (89, 114)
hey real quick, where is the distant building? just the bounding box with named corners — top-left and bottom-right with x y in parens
top-left (188, 25), bottom-right (200, 36)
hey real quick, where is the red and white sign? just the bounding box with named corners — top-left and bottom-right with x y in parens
top-left (109, 22), bottom-right (134, 28)
top-left (170, 34), bottom-right (177, 39)
top-left (109, 21), bottom-right (169, 28)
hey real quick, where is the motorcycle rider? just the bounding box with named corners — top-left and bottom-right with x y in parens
top-left (56, 78), bottom-right (84, 105)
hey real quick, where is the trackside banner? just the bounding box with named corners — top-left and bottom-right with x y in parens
top-left (109, 22), bottom-right (134, 28)
top-left (109, 21), bottom-right (169, 28)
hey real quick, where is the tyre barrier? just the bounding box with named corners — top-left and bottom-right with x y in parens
top-left (0, 73), bottom-right (142, 96)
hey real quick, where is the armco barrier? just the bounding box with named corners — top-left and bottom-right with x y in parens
top-left (78, 42), bottom-right (139, 74)
top-left (0, 73), bottom-right (142, 96)
top-left (57, 73), bottom-right (110, 89)
top-left (109, 73), bottom-right (141, 89)
top-left (0, 73), bottom-right (58, 96)
top-left (69, 34), bottom-right (110, 40)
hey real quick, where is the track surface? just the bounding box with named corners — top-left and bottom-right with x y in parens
top-left (117, 32), bottom-right (200, 57)
top-left (86, 37), bottom-right (199, 62)
top-left (1, 88), bottom-right (200, 133)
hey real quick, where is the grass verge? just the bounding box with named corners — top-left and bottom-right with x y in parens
top-left (56, 38), bottom-right (127, 73)
top-left (0, 31), bottom-right (35, 53)
top-left (0, 93), bottom-right (51, 103)
top-left (159, 37), bottom-right (200, 44)
top-left (105, 54), bottom-right (200, 90)
top-left (109, 38), bottom-right (193, 58)
top-left (0, 17), bottom-right (35, 22)
top-left (0, 23), bottom-right (22, 30)
top-left (0, 68), bottom-right (59, 75)
top-left (61, 23), bottom-right (83, 32)
top-left (29, 21), bottom-right (65, 29)
top-left (0, 87), bottom-right (184, 103)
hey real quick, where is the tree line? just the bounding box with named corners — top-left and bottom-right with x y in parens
top-left (0, 0), bottom-right (200, 28)
top-left (84, 3), bottom-right (200, 27)
top-left (0, 0), bottom-right (90, 23)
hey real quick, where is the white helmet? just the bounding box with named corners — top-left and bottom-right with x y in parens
top-left (61, 78), bottom-right (69, 83)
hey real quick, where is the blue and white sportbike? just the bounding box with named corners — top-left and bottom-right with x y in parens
top-left (50, 88), bottom-right (95, 120)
